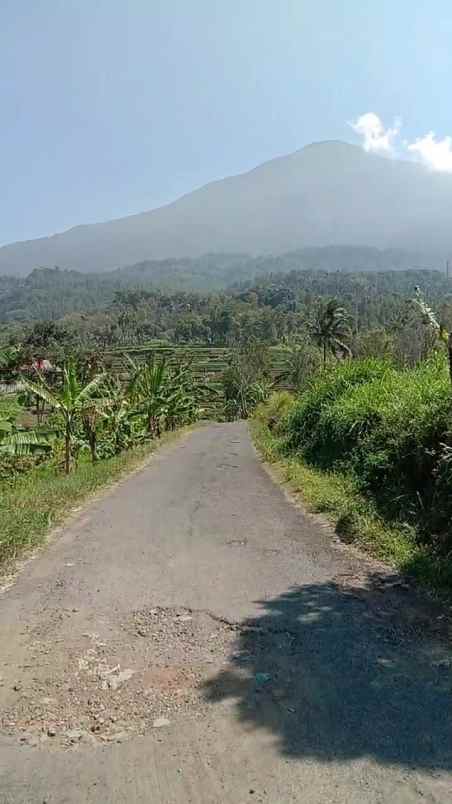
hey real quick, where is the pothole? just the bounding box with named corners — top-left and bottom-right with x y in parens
top-left (0, 607), bottom-right (238, 751)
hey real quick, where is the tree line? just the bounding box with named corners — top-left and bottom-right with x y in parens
top-left (2, 264), bottom-right (452, 364)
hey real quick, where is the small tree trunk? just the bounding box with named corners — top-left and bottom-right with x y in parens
top-left (89, 430), bottom-right (97, 463)
top-left (64, 425), bottom-right (71, 475)
top-left (241, 385), bottom-right (248, 420)
top-left (448, 333), bottom-right (452, 384)
top-left (36, 395), bottom-right (43, 425)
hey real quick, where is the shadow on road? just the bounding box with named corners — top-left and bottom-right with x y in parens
top-left (203, 574), bottom-right (452, 770)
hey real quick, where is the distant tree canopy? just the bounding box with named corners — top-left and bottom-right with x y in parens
top-left (1, 251), bottom-right (452, 362)
top-left (0, 246), bottom-right (449, 323)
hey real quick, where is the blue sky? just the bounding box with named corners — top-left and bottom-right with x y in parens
top-left (1, 0), bottom-right (452, 245)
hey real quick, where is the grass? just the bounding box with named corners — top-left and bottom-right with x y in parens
top-left (250, 417), bottom-right (452, 599)
top-left (283, 356), bottom-right (452, 535)
top-left (0, 394), bottom-right (21, 418)
top-left (0, 430), bottom-right (185, 571)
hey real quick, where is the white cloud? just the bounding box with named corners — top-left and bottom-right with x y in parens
top-left (350, 112), bottom-right (400, 155)
top-left (350, 112), bottom-right (452, 174)
top-left (407, 132), bottom-right (452, 173)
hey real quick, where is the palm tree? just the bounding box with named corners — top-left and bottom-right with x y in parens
top-left (23, 361), bottom-right (106, 473)
top-left (311, 299), bottom-right (352, 367)
top-left (0, 346), bottom-right (23, 392)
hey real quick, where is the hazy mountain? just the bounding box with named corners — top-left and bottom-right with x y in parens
top-left (1, 141), bottom-right (452, 277)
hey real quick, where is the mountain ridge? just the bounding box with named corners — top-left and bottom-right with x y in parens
top-left (1, 141), bottom-right (450, 276)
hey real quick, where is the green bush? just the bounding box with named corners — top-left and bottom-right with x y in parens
top-left (253, 353), bottom-right (452, 595)
top-left (0, 453), bottom-right (46, 484)
top-left (284, 358), bottom-right (390, 452)
top-left (282, 353), bottom-right (452, 543)
top-left (320, 356), bottom-right (451, 501)
top-left (0, 396), bottom-right (22, 420)
top-left (255, 391), bottom-right (296, 433)
top-left (222, 342), bottom-right (272, 420)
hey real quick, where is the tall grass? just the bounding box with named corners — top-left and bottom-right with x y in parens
top-left (287, 355), bottom-right (452, 530)
top-left (283, 358), bottom-right (390, 452)
top-left (254, 354), bottom-right (452, 597)
top-left (251, 416), bottom-right (416, 567)
top-left (320, 357), bottom-right (451, 501)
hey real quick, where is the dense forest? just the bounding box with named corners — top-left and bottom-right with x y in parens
top-left (1, 259), bottom-right (452, 368)
top-left (0, 245), bottom-right (446, 323)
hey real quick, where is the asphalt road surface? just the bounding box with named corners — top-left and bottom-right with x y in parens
top-left (1, 423), bottom-right (451, 803)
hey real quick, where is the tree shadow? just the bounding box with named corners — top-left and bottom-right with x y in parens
top-left (203, 574), bottom-right (452, 770)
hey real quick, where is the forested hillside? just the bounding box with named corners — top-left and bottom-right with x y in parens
top-left (0, 246), bottom-right (447, 324)
top-left (1, 261), bottom-right (452, 372)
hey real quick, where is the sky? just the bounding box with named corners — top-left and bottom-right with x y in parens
top-left (1, 0), bottom-right (452, 245)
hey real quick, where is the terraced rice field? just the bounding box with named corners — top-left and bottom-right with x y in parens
top-left (104, 344), bottom-right (292, 416)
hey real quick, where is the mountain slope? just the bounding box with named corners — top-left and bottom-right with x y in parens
top-left (1, 141), bottom-right (452, 276)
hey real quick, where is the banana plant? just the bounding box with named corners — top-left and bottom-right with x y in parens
top-left (22, 361), bottom-right (107, 473)
top-left (126, 356), bottom-right (205, 434)
top-left (127, 356), bottom-right (168, 435)
top-left (81, 397), bottom-right (112, 463)
top-left (411, 286), bottom-right (452, 380)
top-left (102, 377), bottom-right (135, 453)
top-left (0, 345), bottom-right (22, 372)
top-left (0, 414), bottom-right (50, 456)
top-left (161, 360), bottom-right (211, 429)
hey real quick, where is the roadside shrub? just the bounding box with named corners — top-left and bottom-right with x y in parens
top-left (319, 355), bottom-right (451, 495)
top-left (351, 328), bottom-right (394, 360)
top-left (278, 340), bottom-right (322, 391)
top-left (281, 353), bottom-right (452, 544)
top-left (284, 358), bottom-right (390, 452)
top-left (222, 342), bottom-right (272, 420)
top-left (253, 350), bottom-right (452, 593)
top-left (335, 510), bottom-right (361, 544)
top-left (255, 391), bottom-right (296, 434)
top-left (0, 453), bottom-right (48, 485)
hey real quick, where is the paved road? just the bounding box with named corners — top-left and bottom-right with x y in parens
top-left (1, 423), bottom-right (451, 803)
